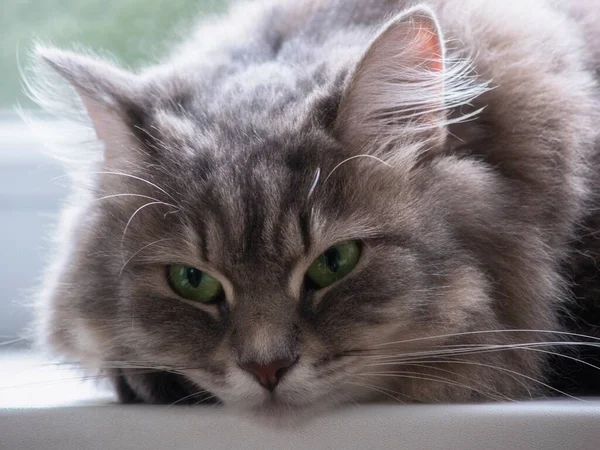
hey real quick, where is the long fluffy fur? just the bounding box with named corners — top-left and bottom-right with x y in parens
top-left (26, 0), bottom-right (600, 412)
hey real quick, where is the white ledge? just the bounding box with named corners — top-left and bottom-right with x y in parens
top-left (2, 351), bottom-right (600, 450)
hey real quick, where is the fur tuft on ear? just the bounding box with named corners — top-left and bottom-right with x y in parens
top-left (28, 45), bottom-right (145, 164)
top-left (335, 6), bottom-right (487, 153)
top-left (38, 47), bottom-right (138, 106)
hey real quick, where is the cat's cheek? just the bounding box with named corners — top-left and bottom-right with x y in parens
top-left (269, 362), bottom-right (326, 403)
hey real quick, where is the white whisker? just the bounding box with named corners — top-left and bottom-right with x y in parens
top-left (373, 329), bottom-right (600, 348)
top-left (192, 394), bottom-right (217, 406)
top-left (119, 238), bottom-right (175, 276)
top-left (120, 202), bottom-right (179, 255)
top-left (354, 371), bottom-right (503, 402)
top-left (366, 341), bottom-right (600, 363)
top-left (343, 380), bottom-right (410, 403)
top-left (362, 355), bottom-right (586, 402)
top-left (404, 363), bottom-right (518, 402)
top-left (94, 193), bottom-right (165, 203)
top-left (324, 155), bottom-right (392, 183)
top-left (439, 358), bottom-right (584, 402)
top-left (0, 337), bottom-right (31, 347)
top-left (307, 167), bottom-right (321, 199)
top-left (92, 171), bottom-right (179, 204)
top-left (168, 390), bottom-right (213, 408)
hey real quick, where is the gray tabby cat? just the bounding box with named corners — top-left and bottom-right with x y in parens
top-left (31, 0), bottom-right (600, 415)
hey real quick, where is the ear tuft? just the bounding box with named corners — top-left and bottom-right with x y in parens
top-left (33, 46), bottom-right (143, 164)
top-left (38, 47), bottom-right (129, 97)
top-left (335, 6), bottom-right (486, 153)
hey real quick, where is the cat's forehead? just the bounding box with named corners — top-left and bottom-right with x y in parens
top-left (149, 99), bottom-right (325, 160)
top-left (153, 123), bottom-right (378, 277)
top-left (179, 140), bottom-right (325, 269)
top-left (146, 56), bottom-right (343, 147)
top-left (142, 70), bottom-right (384, 273)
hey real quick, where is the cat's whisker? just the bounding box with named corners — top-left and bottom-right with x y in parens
top-left (324, 155), bottom-right (392, 184)
top-left (193, 395), bottom-right (218, 406)
top-left (0, 336), bottom-right (31, 347)
top-left (408, 344), bottom-right (600, 385)
top-left (0, 369), bottom-right (188, 391)
top-left (429, 357), bottom-right (563, 400)
top-left (445, 358), bottom-right (582, 402)
top-left (342, 380), bottom-right (410, 404)
top-left (168, 389), bottom-right (213, 408)
top-left (354, 371), bottom-right (506, 402)
top-left (345, 341), bottom-right (600, 401)
top-left (323, 391), bottom-right (346, 410)
top-left (307, 167), bottom-right (321, 199)
top-left (57, 359), bottom-right (188, 368)
top-left (372, 329), bottom-right (600, 348)
top-left (163, 209), bottom-right (181, 219)
top-left (520, 346), bottom-right (600, 375)
top-left (29, 360), bottom-right (183, 374)
top-left (89, 171), bottom-right (180, 205)
top-left (93, 193), bottom-right (166, 203)
top-left (193, 393), bottom-right (218, 406)
top-left (40, 360), bottom-right (200, 378)
top-left (362, 341), bottom-right (600, 362)
top-left (99, 365), bottom-right (191, 376)
top-left (0, 373), bottom-right (114, 390)
top-left (347, 342), bottom-right (541, 359)
top-left (392, 359), bottom-right (533, 400)
top-left (361, 357), bottom-right (585, 402)
top-left (119, 238), bottom-right (175, 276)
top-left (330, 390), bottom-right (359, 408)
top-left (120, 201), bottom-right (180, 257)
top-left (400, 362), bottom-right (518, 402)
top-left (359, 344), bottom-right (550, 361)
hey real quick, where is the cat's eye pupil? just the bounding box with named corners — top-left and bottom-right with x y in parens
top-left (324, 248), bottom-right (340, 273)
top-left (168, 265), bottom-right (223, 303)
top-left (186, 268), bottom-right (203, 288)
top-left (305, 241), bottom-right (361, 289)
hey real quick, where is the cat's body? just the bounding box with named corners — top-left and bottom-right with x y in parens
top-left (32, 0), bottom-right (600, 414)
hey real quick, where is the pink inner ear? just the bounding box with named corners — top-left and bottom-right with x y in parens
top-left (334, 6), bottom-right (452, 149)
top-left (414, 25), bottom-right (444, 72)
top-left (77, 89), bottom-right (135, 164)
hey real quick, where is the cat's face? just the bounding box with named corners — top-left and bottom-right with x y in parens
top-left (60, 118), bottom-right (490, 414)
top-left (35, 5), bottom-right (554, 415)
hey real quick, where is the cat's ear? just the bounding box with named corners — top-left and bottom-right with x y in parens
top-left (36, 47), bottom-right (144, 163)
top-left (335, 6), bottom-right (449, 150)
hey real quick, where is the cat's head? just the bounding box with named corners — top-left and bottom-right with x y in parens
top-left (33, 6), bottom-right (549, 416)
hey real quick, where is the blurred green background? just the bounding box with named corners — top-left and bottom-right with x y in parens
top-left (1, 0), bottom-right (228, 110)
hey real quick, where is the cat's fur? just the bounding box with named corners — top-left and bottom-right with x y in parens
top-left (30, 0), bottom-right (600, 414)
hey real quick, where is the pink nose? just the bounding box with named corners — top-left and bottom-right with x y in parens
top-left (240, 358), bottom-right (296, 391)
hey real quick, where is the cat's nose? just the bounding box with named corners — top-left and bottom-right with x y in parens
top-left (239, 357), bottom-right (297, 391)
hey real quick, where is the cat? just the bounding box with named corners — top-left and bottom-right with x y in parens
top-left (28, 0), bottom-right (600, 416)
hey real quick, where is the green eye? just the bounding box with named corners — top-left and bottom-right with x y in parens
top-left (168, 265), bottom-right (223, 303)
top-left (306, 241), bottom-right (361, 289)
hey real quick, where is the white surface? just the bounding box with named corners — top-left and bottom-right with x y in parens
top-left (2, 401), bottom-right (600, 450)
top-left (2, 351), bottom-right (600, 450)
top-left (0, 350), bottom-right (113, 409)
